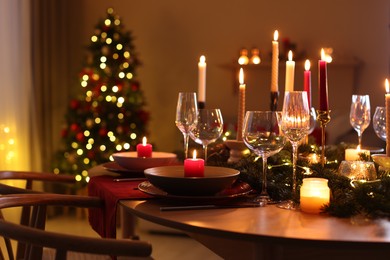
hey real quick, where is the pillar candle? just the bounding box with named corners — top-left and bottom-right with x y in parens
top-left (345, 146), bottom-right (370, 161)
top-left (184, 150), bottom-right (205, 177)
top-left (318, 49), bottom-right (329, 111)
top-left (237, 68), bottom-right (246, 141)
top-left (385, 79), bottom-right (390, 156)
top-left (271, 30), bottom-right (279, 92)
top-left (136, 137), bottom-right (153, 158)
top-left (304, 60), bottom-right (311, 108)
top-left (285, 50), bottom-right (295, 93)
top-left (198, 55), bottom-right (206, 103)
top-left (300, 178), bottom-right (330, 214)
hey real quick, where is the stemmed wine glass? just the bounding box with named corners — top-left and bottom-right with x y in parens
top-left (242, 111), bottom-right (286, 206)
top-left (350, 94), bottom-right (371, 147)
top-left (373, 106), bottom-right (386, 141)
top-left (189, 109), bottom-right (224, 162)
top-left (175, 92), bottom-right (198, 158)
top-left (279, 91), bottom-right (311, 210)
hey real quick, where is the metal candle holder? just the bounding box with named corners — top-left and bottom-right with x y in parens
top-left (316, 110), bottom-right (331, 166)
top-left (270, 91), bottom-right (279, 111)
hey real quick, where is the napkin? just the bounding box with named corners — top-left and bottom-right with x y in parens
top-left (88, 175), bottom-right (152, 238)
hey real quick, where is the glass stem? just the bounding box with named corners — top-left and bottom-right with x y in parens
top-left (291, 141), bottom-right (298, 195)
top-left (261, 155), bottom-right (268, 196)
top-left (203, 145), bottom-right (208, 164)
top-left (183, 133), bottom-right (189, 158)
top-left (358, 132), bottom-right (362, 147)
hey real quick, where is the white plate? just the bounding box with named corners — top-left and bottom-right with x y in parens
top-left (112, 151), bottom-right (178, 172)
top-left (144, 166), bottom-right (240, 196)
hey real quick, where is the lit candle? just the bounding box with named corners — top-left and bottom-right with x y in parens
top-left (318, 49), bottom-right (329, 111)
top-left (386, 79), bottom-right (390, 156)
top-left (184, 150), bottom-right (205, 177)
top-left (136, 137), bottom-right (153, 158)
top-left (198, 55), bottom-right (206, 105)
top-left (345, 145), bottom-right (370, 161)
top-left (300, 178), bottom-right (330, 214)
top-left (237, 68), bottom-right (246, 141)
top-left (304, 60), bottom-right (311, 108)
top-left (271, 30), bottom-right (279, 92)
top-left (285, 50), bottom-right (295, 92)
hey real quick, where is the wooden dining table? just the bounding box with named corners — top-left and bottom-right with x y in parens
top-left (120, 199), bottom-right (390, 260)
top-left (88, 164), bottom-right (390, 260)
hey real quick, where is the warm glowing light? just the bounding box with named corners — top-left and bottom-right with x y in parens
top-left (124, 51), bottom-right (130, 58)
top-left (95, 118), bottom-right (101, 124)
top-left (112, 85), bottom-right (119, 92)
top-left (130, 133), bottom-right (137, 139)
top-left (116, 44), bottom-right (123, 50)
top-left (82, 75), bottom-right (89, 81)
top-left (100, 145), bottom-right (106, 151)
top-left (100, 63), bottom-right (106, 69)
top-left (114, 19), bottom-right (120, 26)
top-left (83, 158), bottom-right (90, 164)
top-left (101, 85), bottom-right (107, 92)
top-left (321, 48), bottom-right (326, 60)
top-left (76, 149), bottom-right (83, 155)
top-left (91, 36), bottom-right (98, 42)
top-left (123, 143), bottom-right (130, 149)
top-left (81, 81), bottom-right (87, 87)
top-left (101, 32), bottom-right (107, 39)
top-left (192, 150), bottom-right (198, 159)
top-left (126, 73), bottom-right (133, 79)
top-left (238, 49), bottom-right (249, 65)
top-left (119, 72), bottom-right (125, 78)
top-left (100, 56), bottom-right (107, 63)
top-left (239, 68), bottom-right (245, 85)
top-left (104, 19), bottom-right (111, 26)
top-left (123, 62), bottom-right (129, 68)
top-left (113, 53), bottom-right (119, 59)
top-left (116, 144), bottom-right (122, 151)
top-left (106, 96), bottom-right (112, 102)
top-left (385, 79), bottom-right (389, 93)
top-left (75, 175), bottom-right (82, 181)
top-left (199, 55), bottom-right (206, 65)
top-left (106, 38), bottom-right (112, 44)
top-left (305, 60), bottom-right (310, 71)
top-left (118, 97), bottom-right (124, 104)
top-left (142, 136), bottom-right (148, 145)
top-left (273, 30), bottom-right (279, 41)
top-left (109, 136), bottom-right (116, 142)
top-left (288, 50), bottom-right (293, 61)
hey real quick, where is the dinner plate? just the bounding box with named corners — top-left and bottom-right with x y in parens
top-left (144, 166), bottom-right (240, 196)
top-left (112, 151), bottom-right (178, 172)
top-left (138, 181), bottom-right (253, 200)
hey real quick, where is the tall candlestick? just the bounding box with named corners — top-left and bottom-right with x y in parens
top-left (385, 79), bottom-right (390, 156)
top-left (237, 68), bottom-right (246, 141)
top-left (319, 49), bottom-right (329, 111)
top-left (304, 60), bottom-right (312, 108)
top-left (271, 30), bottom-right (279, 92)
top-left (198, 55), bottom-right (206, 108)
top-left (285, 50), bottom-right (295, 92)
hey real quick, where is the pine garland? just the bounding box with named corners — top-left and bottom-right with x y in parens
top-left (206, 141), bottom-right (390, 219)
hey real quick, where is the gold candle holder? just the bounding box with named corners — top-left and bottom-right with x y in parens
top-left (316, 110), bottom-right (331, 166)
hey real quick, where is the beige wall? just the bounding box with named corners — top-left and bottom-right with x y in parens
top-left (66, 0), bottom-right (389, 152)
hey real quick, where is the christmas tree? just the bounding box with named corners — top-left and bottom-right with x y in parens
top-left (53, 8), bottom-right (149, 186)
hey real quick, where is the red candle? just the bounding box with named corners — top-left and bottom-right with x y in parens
top-left (304, 59), bottom-right (311, 108)
top-left (318, 49), bottom-right (329, 111)
top-left (136, 137), bottom-right (152, 158)
top-left (184, 150), bottom-right (204, 177)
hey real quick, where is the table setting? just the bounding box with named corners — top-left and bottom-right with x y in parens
top-left (88, 30), bottom-right (390, 241)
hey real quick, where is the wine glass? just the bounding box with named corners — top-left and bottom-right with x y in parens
top-left (175, 92), bottom-right (198, 158)
top-left (373, 106), bottom-right (386, 141)
top-left (350, 94), bottom-right (371, 147)
top-left (279, 91), bottom-right (311, 210)
top-left (189, 109), bottom-right (224, 162)
top-left (242, 111), bottom-right (286, 206)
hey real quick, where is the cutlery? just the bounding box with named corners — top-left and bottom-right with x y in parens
top-left (113, 177), bottom-right (147, 182)
top-left (160, 203), bottom-right (261, 211)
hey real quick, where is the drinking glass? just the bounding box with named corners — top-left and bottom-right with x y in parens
top-left (279, 91), bottom-right (311, 210)
top-left (175, 92), bottom-right (198, 158)
top-left (189, 109), bottom-right (224, 162)
top-left (373, 106), bottom-right (386, 141)
top-left (242, 111), bottom-right (286, 206)
top-left (350, 94), bottom-right (371, 147)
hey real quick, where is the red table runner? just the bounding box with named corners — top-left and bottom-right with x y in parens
top-left (88, 175), bottom-right (152, 238)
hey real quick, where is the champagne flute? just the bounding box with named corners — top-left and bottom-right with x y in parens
top-left (189, 109), bottom-right (224, 162)
top-left (279, 91), bottom-right (311, 210)
top-left (242, 111), bottom-right (286, 206)
top-left (373, 106), bottom-right (386, 141)
top-left (175, 92), bottom-right (198, 158)
top-left (350, 94), bottom-right (371, 147)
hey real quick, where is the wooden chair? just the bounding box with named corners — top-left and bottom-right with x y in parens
top-left (0, 171), bottom-right (77, 258)
top-left (0, 193), bottom-right (153, 260)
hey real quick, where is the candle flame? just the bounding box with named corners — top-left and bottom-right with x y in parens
top-left (386, 78), bottom-right (389, 94)
top-left (273, 30), bottom-right (278, 41)
top-left (199, 55), bottom-right (206, 64)
top-left (288, 50), bottom-right (293, 61)
top-left (357, 145), bottom-right (361, 151)
top-left (321, 48), bottom-right (326, 61)
top-left (142, 136), bottom-right (147, 145)
top-left (239, 68), bottom-right (244, 85)
top-left (305, 59), bottom-right (310, 71)
top-left (192, 150), bottom-right (197, 159)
